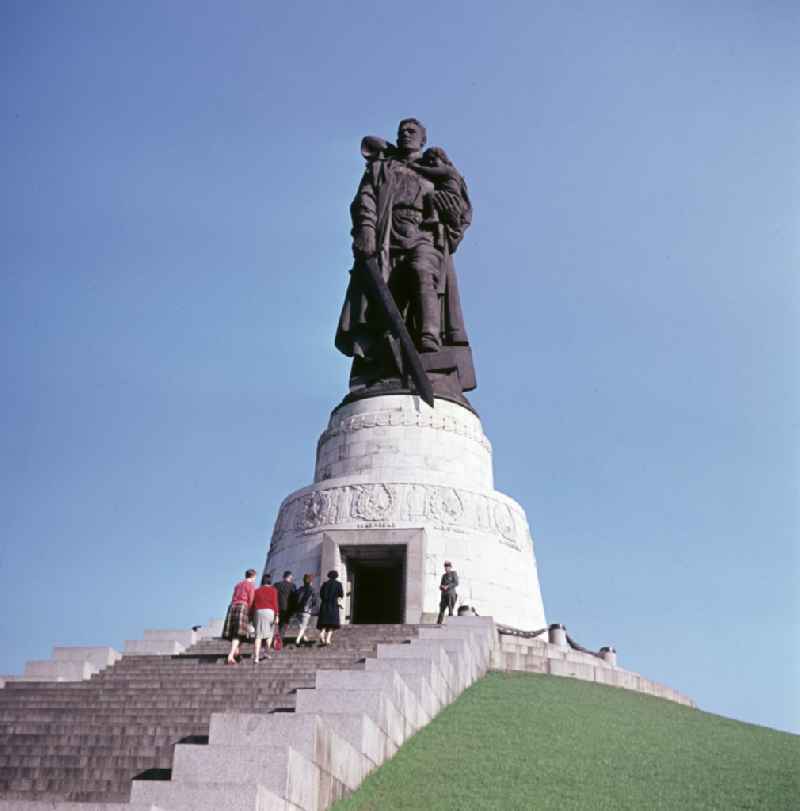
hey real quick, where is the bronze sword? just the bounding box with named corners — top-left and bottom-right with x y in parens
top-left (355, 255), bottom-right (435, 408)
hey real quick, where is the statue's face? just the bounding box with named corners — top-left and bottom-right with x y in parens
top-left (397, 120), bottom-right (425, 152)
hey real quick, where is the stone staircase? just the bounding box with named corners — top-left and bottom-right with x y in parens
top-left (0, 618), bottom-right (690, 810)
top-left (0, 624), bottom-right (422, 807)
top-left (128, 617), bottom-right (493, 810)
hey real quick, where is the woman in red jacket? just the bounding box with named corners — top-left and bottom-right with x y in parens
top-left (222, 568), bottom-right (257, 665)
top-left (251, 573), bottom-right (279, 663)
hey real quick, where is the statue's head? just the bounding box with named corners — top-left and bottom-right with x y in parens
top-left (422, 146), bottom-right (451, 167)
top-left (397, 118), bottom-right (427, 153)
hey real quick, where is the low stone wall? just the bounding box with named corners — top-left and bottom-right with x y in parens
top-left (492, 632), bottom-right (695, 707)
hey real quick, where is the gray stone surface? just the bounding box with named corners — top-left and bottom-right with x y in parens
top-left (409, 637), bottom-right (476, 691)
top-left (132, 779), bottom-right (293, 810)
top-left (548, 658), bottom-right (596, 682)
top-left (594, 666), bottom-right (640, 691)
top-left (207, 712), bottom-right (366, 790)
top-left (51, 646), bottom-right (121, 669)
top-left (599, 647), bottom-right (617, 667)
top-left (295, 688), bottom-right (405, 748)
top-left (364, 658), bottom-right (444, 717)
top-left (197, 618), bottom-right (225, 638)
top-left (498, 636), bottom-right (548, 658)
top-left (445, 615), bottom-right (498, 647)
top-left (393, 671), bottom-right (438, 720)
top-left (314, 669), bottom-right (428, 735)
top-left (143, 628), bottom-right (198, 647)
top-left (419, 625), bottom-right (492, 668)
top-left (23, 660), bottom-right (95, 681)
top-left (375, 643), bottom-right (457, 701)
top-left (564, 650), bottom-right (604, 668)
top-left (209, 712), bottom-right (313, 747)
top-left (0, 674), bottom-right (59, 687)
top-left (548, 625), bottom-right (568, 648)
top-left (0, 804), bottom-right (166, 811)
top-left (318, 712), bottom-right (394, 768)
top-left (170, 744), bottom-right (328, 810)
top-left (123, 639), bottom-right (185, 655)
top-left (502, 650), bottom-right (549, 674)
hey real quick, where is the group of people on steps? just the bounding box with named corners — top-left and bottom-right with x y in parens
top-left (222, 560), bottom-right (459, 665)
top-left (222, 568), bottom-right (344, 664)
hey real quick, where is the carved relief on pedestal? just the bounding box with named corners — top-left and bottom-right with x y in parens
top-left (427, 486), bottom-right (464, 524)
top-left (404, 484), bottom-right (428, 520)
top-left (493, 502), bottom-right (516, 541)
top-left (302, 490), bottom-right (333, 530)
top-left (271, 481), bottom-right (525, 552)
top-left (351, 484), bottom-right (395, 521)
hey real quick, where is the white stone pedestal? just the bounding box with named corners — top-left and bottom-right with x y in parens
top-left (264, 395), bottom-right (546, 630)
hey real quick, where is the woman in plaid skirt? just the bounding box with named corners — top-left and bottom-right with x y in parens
top-left (223, 569), bottom-right (257, 665)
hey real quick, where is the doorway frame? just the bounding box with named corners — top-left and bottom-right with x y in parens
top-left (320, 528), bottom-right (427, 624)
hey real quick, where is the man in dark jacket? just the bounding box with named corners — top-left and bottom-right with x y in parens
top-left (274, 571), bottom-right (296, 636)
top-left (437, 561), bottom-right (459, 624)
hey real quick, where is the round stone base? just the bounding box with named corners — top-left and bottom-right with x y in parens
top-left (264, 395), bottom-right (547, 631)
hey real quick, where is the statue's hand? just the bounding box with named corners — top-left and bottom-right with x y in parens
top-left (434, 190), bottom-right (463, 224)
top-left (352, 227), bottom-right (377, 258)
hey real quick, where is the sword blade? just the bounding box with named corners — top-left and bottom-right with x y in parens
top-left (357, 256), bottom-right (435, 408)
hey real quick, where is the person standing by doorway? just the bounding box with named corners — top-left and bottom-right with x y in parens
top-left (437, 561), bottom-right (459, 624)
top-left (274, 571), bottom-right (296, 637)
top-left (317, 570), bottom-right (344, 646)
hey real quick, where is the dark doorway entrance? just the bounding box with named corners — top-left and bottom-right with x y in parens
top-left (344, 546), bottom-right (405, 624)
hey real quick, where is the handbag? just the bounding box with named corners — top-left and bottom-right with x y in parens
top-left (273, 630), bottom-right (283, 652)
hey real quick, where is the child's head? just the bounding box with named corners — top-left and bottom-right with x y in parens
top-left (422, 146), bottom-right (451, 167)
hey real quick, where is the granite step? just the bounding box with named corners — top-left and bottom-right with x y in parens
top-left (0, 748), bottom-right (175, 762)
top-left (0, 708), bottom-right (295, 734)
top-left (0, 732), bottom-right (210, 749)
top-left (0, 687), bottom-right (314, 707)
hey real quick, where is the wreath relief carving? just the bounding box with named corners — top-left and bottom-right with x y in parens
top-left (273, 481), bottom-right (525, 553)
top-left (351, 484), bottom-right (395, 521)
top-left (428, 486), bottom-right (464, 523)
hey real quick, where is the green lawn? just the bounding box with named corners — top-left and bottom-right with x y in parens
top-left (333, 671), bottom-right (799, 811)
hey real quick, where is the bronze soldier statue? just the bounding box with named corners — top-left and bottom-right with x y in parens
top-left (335, 118), bottom-right (476, 407)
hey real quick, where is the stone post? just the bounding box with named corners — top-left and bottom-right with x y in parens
top-left (548, 623), bottom-right (567, 648)
top-left (599, 646), bottom-right (617, 667)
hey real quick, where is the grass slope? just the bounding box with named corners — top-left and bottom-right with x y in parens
top-left (334, 671), bottom-right (799, 810)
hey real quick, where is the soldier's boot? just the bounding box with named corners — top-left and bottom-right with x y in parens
top-left (418, 292), bottom-right (442, 353)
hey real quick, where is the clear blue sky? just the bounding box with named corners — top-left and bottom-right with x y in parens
top-left (1, 2), bottom-right (797, 734)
